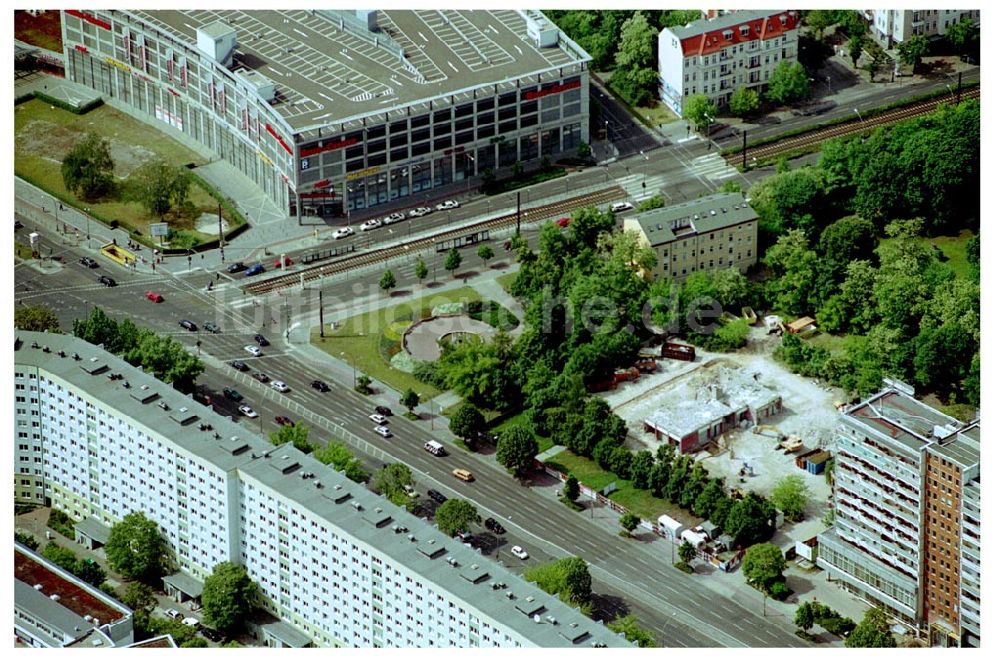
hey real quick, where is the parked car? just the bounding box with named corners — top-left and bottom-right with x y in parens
top-left (270, 380), bottom-right (290, 393)
top-left (145, 291), bottom-right (164, 303)
top-left (374, 425), bottom-right (392, 438)
top-left (230, 360), bottom-right (250, 372)
top-left (435, 200), bottom-right (460, 211)
top-left (403, 484), bottom-right (419, 499)
top-left (407, 206), bottom-right (432, 218)
top-left (273, 256), bottom-right (294, 268)
top-left (610, 202), bottom-right (633, 213)
top-left (165, 609), bottom-right (183, 620)
top-left (427, 489), bottom-right (447, 504)
top-left (204, 322), bottom-right (221, 333)
top-left (227, 261), bottom-right (247, 274)
top-left (332, 226), bottom-right (354, 240)
top-left (79, 257), bottom-right (99, 268)
top-left (98, 275), bottom-right (117, 287)
top-left (179, 319), bottom-right (198, 332)
top-left (457, 530), bottom-right (473, 543)
top-left (374, 405), bottom-right (392, 417)
top-left (245, 263), bottom-right (265, 277)
top-left (381, 212), bottom-right (406, 225)
top-left (200, 626), bottom-right (223, 642)
top-left (194, 393), bottom-right (212, 406)
top-left (223, 387), bottom-right (243, 402)
top-left (369, 413), bottom-right (388, 425)
top-left (274, 415), bottom-right (295, 426)
top-left (360, 219), bottom-right (381, 231)
top-left (510, 545), bottom-right (529, 560)
top-left (238, 404), bottom-right (258, 418)
top-left (244, 345), bottom-right (262, 357)
top-left (15, 218), bottom-right (24, 230)
top-left (311, 379), bottom-right (330, 392)
top-left (181, 617), bottom-right (200, 628)
top-left (254, 333), bottom-right (270, 347)
top-left (252, 371), bottom-right (270, 383)
top-left (485, 517), bottom-right (506, 535)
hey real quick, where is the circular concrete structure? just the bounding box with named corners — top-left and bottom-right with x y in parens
top-left (403, 314), bottom-right (496, 362)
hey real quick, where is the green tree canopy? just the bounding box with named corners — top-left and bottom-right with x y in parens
top-left (742, 543), bottom-right (786, 588)
top-left (845, 607), bottom-right (896, 647)
top-left (444, 248), bottom-right (462, 276)
top-left (313, 440), bottom-right (369, 482)
top-left (15, 304), bottom-right (62, 332)
top-left (118, 581), bottom-right (158, 615)
top-left (619, 512), bottom-right (640, 535)
top-left (477, 244), bottom-right (495, 265)
top-left (269, 422), bottom-right (312, 453)
top-left (124, 159), bottom-right (192, 218)
top-left (414, 257), bottom-right (428, 281)
top-left (795, 601), bottom-right (815, 632)
top-left (61, 131), bottom-right (115, 200)
top-left (379, 269), bottom-right (396, 292)
top-left (201, 562), bottom-right (258, 634)
top-left (564, 475), bottom-right (580, 502)
top-left (373, 463), bottom-right (414, 507)
top-left (728, 87), bottom-right (760, 118)
top-left (946, 17), bottom-right (979, 55)
top-left (725, 493), bottom-right (776, 547)
top-left (765, 61), bottom-right (810, 106)
top-left (496, 424), bottom-right (539, 477)
top-left (848, 35), bottom-right (863, 68)
top-left (608, 614), bottom-right (657, 647)
top-left (434, 499), bottom-right (480, 537)
top-left (897, 34), bottom-right (929, 68)
top-left (105, 512), bottom-right (168, 582)
top-left (677, 540), bottom-right (697, 564)
top-left (400, 387), bottom-right (420, 413)
top-left (771, 474), bottom-right (810, 521)
top-left (524, 556), bottom-right (593, 606)
top-left (682, 94), bottom-right (718, 134)
top-left (449, 403), bottom-right (486, 443)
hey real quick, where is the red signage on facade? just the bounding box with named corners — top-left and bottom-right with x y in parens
top-left (66, 9), bottom-right (112, 31)
top-left (265, 123), bottom-right (293, 156)
top-left (524, 79), bottom-right (580, 101)
top-left (300, 137), bottom-right (359, 158)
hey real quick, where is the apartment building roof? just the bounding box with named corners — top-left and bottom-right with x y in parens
top-left (123, 635), bottom-right (178, 648)
top-left (15, 331), bottom-right (270, 474)
top-left (927, 421), bottom-right (981, 471)
top-left (239, 444), bottom-right (630, 647)
top-left (625, 192), bottom-right (756, 248)
top-left (130, 9), bottom-right (590, 131)
top-left (845, 387), bottom-right (972, 459)
top-left (665, 10), bottom-right (799, 57)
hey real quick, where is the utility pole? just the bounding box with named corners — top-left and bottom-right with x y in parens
top-left (516, 191), bottom-right (521, 236)
top-left (217, 203), bottom-right (224, 251)
top-left (957, 71), bottom-right (962, 103)
top-left (741, 130), bottom-right (748, 170)
top-left (318, 290), bottom-right (325, 338)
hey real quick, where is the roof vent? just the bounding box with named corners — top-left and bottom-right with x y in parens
top-left (73, 353), bottom-right (81, 360)
top-left (42, 346), bottom-right (50, 353)
top-left (157, 401), bottom-right (169, 410)
top-left (547, 615), bottom-right (558, 625)
top-left (49, 594), bottom-right (60, 601)
top-left (123, 381), bottom-right (130, 388)
top-left (526, 596), bottom-right (534, 602)
top-left (314, 480), bottom-right (323, 488)
top-left (33, 583), bottom-right (43, 591)
top-left (408, 534), bottom-right (416, 542)
top-left (58, 350), bottom-right (66, 357)
top-left (711, 210), bottom-right (716, 216)
top-left (31, 341), bottom-right (39, 349)
top-left (251, 453), bottom-right (260, 459)
top-left (214, 433), bottom-right (221, 440)
top-left (84, 615), bottom-right (92, 622)
top-left (505, 591), bottom-right (514, 599)
top-left (693, 214), bottom-right (699, 220)
top-left (230, 436), bottom-right (239, 442)
top-left (722, 207), bottom-right (727, 213)
top-left (179, 407), bottom-right (188, 413)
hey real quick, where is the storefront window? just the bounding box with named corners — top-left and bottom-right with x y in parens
top-left (390, 166), bottom-right (409, 200)
top-left (411, 161), bottom-right (431, 192)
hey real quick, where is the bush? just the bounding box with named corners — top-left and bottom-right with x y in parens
top-left (768, 579), bottom-right (793, 600)
top-left (15, 531), bottom-right (39, 550)
top-left (673, 561), bottom-right (694, 574)
top-left (47, 509), bottom-right (76, 539)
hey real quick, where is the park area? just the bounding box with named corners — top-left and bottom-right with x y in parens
top-left (14, 98), bottom-right (235, 247)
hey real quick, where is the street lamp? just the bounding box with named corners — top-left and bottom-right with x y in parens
top-left (465, 154), bottom-right (475, 195)
top-left (853, 107), bottom-right (863, 123)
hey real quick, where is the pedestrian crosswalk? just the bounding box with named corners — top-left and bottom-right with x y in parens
top-left (617, 173), bottom-right (668, 203)
top-left (687, 154), bottom-right (739, 182)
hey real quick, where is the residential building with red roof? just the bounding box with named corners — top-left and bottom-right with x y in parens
top-left (658, 10), bottom-right (799, 116)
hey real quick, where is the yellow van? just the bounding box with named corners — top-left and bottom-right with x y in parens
top-left (452, 468), bottom-right (474, 482)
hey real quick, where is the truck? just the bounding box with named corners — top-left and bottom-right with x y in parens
top-left (661, 341), bottom-right (695, 362)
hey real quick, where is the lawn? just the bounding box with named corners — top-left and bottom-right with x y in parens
top-left (490, 410), bottom-right (554, 454)
top-left (877, 228), bottom-right (976, 281)
top-left (13, 99), bottom-right (225, 244)
top-left (15, 242), bottom-right (34, 260)
top-left (310, 286), bottom-right (482, 401)
top-left (495, 272), bottom-right (518, 295)
top-left (546, 450), bottom-right (700, 523)
top-left (807, 332), bottom-right (850, 356)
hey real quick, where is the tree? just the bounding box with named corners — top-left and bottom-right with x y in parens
top-left (201, 562), bottom-right (258, 634)
top-left (609, 614), bottom-right (657, 647)
top-left (766, 61), bottom-right (810, 106)
top-left (564, 475), bottom-right (580, 502)
top-left (477, 244), bottom-right (495, 266)
top-left (848, 35), bottom-right (863, 68)
top-left (104, 512), bottom-right (168, 582)
top-left (72, 307), bottom-right (120, 350)
top-left (181, 637), bottom-right (209, 648)
top-left (400, 387), bottom-right (419, 413)
top-left (125, 160), bottom-right (192, 218)
top-left (15, 531), bottom-right (39, 550)
top-left (683, 94), bottom-right (717, 135)
top-left (524, 556), bottom-right (592, 606)
top-left (118, 581), bottom-right (157, 615)
top-left (450, 403), bottom-right (485, 444)
top-left (619, 512), bottom-right (640, 536)
top-left (728, 87), bottom-right (760, 118)
top-left (897, 34), bottom-right (929, 70)
top-left (61, 131), bottom-right (115, 200)
top-left (795, 601), bottom-right (815, 633)
top-left (414, 257), bottom-right (429, 281)
top-left (269, 422), bottom-right (312, 453)
top-left (693, 478), bottom-right (726, 518)
top-left (496, 424), bottom-right (539, 477)
top-left (42, 543), bottom-right (79, 572)
top-left (677, 539), bottom-right (697, 564)
top-left (576, 141), bottom-right (591, 161)
top-left (355, 373), bottom-right (372, 394)
top-left (629, 451), bottom-right (655, 490)
top-left (946, 17), bottom-right (978, 56)
top-left (771, 474), bottom-right (810, 521)
top-left (742, 543), bottom-right (786, 589)
top-left (866, 57), bottom-right (880, 82)
top-left (73, 558), bottom-right (107, 587)
top-left (725, 492), bottom-right (776, 546)
top-left (609, 11), bottom-right (659, 105)
top-left (379, 269), bottom-right (396, 293)
top-left (434, 499), bottom-right (480, 537)
top-left (313, 440), bottom-right (368, 483)
top-left (444, 248), bottom-right (462, 276)
top-left (15, 304), bottom-right (62, 332)
top-left (845, 607), bottom-right (896, 648)
top-left (373, 463), bottom-right (413, 507)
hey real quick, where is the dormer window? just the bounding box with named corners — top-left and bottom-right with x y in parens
top-left (723, 30), bottom-right (733, 40)
top-left (740, 25), bottom-right (749, 37)
top-left (780, 15), bottom-right (787, 26)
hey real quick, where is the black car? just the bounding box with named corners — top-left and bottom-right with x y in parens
top-left (98, 275), bottom-right (117, 287)
top-left (200, 626), bottom-right (224, 643)
top-left (179, 320), bottom-right (198, 332)
top-left (227, 262), bottom-right (247, 274)
top-left (231, 360), bottom-right (250, 372)
top-left (79, 257), bottom-right (98, 268)
top-left (254, 333), bottom-right (270, 346)
top-left (252, 371), bottom-right (270, 383)
top-left (374, 406), bottom-right (393, 417)
top-left (15, 219), bottom-right (24, 230)
top-left (204, 322), bottom-right (221, 333)
top-left (223, 387), bottom-right (243, 402)
top-left (311, 379), bottom-right (330, 392)
top-left (427, 489), bottom-right (447, 504)
top-left (485, 518), bottom-right (506, 535)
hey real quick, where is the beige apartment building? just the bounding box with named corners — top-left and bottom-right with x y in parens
top-left (622, 192), bottom-right (758, 282)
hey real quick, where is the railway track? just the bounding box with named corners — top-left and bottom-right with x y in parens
top-left (725, 86), bottom-right (980, 166)
top-left (242, 185), bottom-right (625, 295)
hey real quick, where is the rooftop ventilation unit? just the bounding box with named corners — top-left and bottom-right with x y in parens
top-left (314, 480), bottom-right (323, 489)
top-left (33, 583), bottom-right (43, 591)
top-left (505, 591), bottom-right (514, 599)
top-left (710, 210), bottom-right (716, 216)
top-left (73, 353), bottom-right (81, 360)
top-left (234, 68), bottom-right (276, 103)
top-left (520, 10), bottom-right (559, 48)
top-left (58, 350), bottom-right (66, 357)
top-left (196, 21), bottom-right (237, 68)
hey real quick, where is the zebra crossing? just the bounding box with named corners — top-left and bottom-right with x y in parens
top-left (617, 173), bottom-right (668, 203)
top-left (687, 154), bottom-right (740, 182)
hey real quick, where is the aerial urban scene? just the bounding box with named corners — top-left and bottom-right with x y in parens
top-left (12, 8), bottom-right (980, 649)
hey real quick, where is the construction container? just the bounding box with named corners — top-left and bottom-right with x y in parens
top-left (806, 451), bottom-right (831, 475)
top-left (661, 341), bottom-right (696, 362)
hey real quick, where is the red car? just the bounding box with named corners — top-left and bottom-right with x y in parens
top-left (555, 217), bottom-right (571, 227)
top-left (274, 256), bottom-right (294, 268)
top-left (274, 415), bottom-right (295, 427)
top-left (146, 291), bottom-right (164, 303)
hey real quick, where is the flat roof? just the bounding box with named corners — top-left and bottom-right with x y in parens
top-left (625, 192), bottom-right (756, 247)
top-left (74, 517), bottom-right (111, 544)
top-left (845, 388), bottom-right (970, 455)
top-left (15, 332), bottom-right (270, 474)
top-left (259, 618), bottom-right (311, 648)
top-left (162, 572), bottom-right (204, 598)
top-left (239, 445), bottom-right (630, 647)
top-left (131, 9), bottom-right (591, 131)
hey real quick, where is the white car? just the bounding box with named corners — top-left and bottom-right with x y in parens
top-left (243, 345), bottom-right (262, 357)
top-left (408, 206), bottom-right (432, 218)
top-left (611, 201), bottom-right (633, 213)
top-left (360, 219), bottom-right (382, 232)
top-left (181, 617), bottom-right (200, 627)
top-left (166, 608), bottom-right (183, 620)
top-left (270, 380), bottom-right (290, 393)
top-left (403, 484), bottom-right (419, 499)
top-left (374, 425), bottom-right (392, 438)
top-left (435, 200), bottom-right (460, 211)
top-left (382, 212), bottom-right (406, 225)
top-left (238, 404), bottom-right (258, 418)
top-left (332, 226), bottom-right (355, 240)
top-left (369, 413), bottom-right (388, 425)
top-left (510, 545), bottom-right (529, 560)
